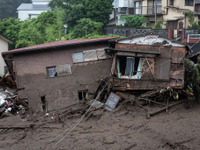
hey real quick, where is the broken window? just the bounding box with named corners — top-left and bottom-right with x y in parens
top-left (46, 64), bottom-right (72, 77)
top-left (46, 66), bottom-right (57, 77)
top-left (72, 52), bottom-right (84, 63)
top-left (72, 48), bottom-right (108, 63)
top-left (78, 90), bottom-right (88, 101)
top-left (83, 50), bottom-right (98, 61)
top-left (117, 56), bottom-right (142, 79)
top-left (57, 64), bottom-right (72, 76)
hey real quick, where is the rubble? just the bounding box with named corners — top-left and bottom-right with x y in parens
top-left (0, 88), bottom-right (28, 118)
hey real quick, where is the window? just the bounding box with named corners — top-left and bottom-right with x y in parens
top-left (170, 0), bottom-right (174, 5)
top-left (185, 0), bottom-right (194, 6)
top-left (135, 1), bottom-right (141, 15)
top-left (128, 8), bottom-right (134, 15)
top-left (46, 64), bottom-right (72, 78)
top-left (78, 90), bottom-right (88, 101)
top-left (46, 66), bottom-right (57, 77)
top-left (4, 66), bottom-right (8, 74)
top-left (72, 48), bottom-right (109, 63)
top-left (117, 56), bottom-right (142, 79)
top-left (72, 52), bottom-right (84, 63)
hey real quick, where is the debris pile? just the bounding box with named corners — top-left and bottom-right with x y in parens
top-left (0, 88), bottom-right (28, 118)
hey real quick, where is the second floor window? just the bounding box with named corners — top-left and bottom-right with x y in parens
top-left (170, 0), bottom-right (174, 5)
top-left (185, 0), bottom-right (194, 6)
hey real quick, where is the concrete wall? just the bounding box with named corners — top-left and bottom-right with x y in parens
top-left (18, 10), bottom-right (47, 21)
top-left (0, 39), bottom-right (8, 76)
top-left (14, 43), bottom-right (111, 113)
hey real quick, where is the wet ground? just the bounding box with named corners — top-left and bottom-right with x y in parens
top-left (0, 101), bottom-right (200, 150)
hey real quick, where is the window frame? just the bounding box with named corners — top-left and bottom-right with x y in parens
top-left (185, 0), bottom-right (194, 6)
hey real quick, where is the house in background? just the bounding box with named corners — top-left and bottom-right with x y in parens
top-left (2, 37), bottom-right (118, 113)
top-left (0, 34), bottom-right (13, 76)
top-left (17, 0), bottom-right (51, 21)
top-left (111, 0), bottom-right (199, 31)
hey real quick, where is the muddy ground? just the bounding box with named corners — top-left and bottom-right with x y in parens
top-left (0, 100), bottom-right (200, 150)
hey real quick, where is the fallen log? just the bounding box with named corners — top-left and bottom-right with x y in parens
top-left (149, 101), bottom-right (183, 117)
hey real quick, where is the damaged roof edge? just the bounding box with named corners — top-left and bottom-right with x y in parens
top-left (2, 37), bottom-right (119, 55)
top-left (112, 33), bottom-right (187, 47)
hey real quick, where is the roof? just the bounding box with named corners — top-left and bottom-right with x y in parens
top-left (189, 41), bottom-right (200, 58)
top-left (0, 34), bottom-right (13, 44)
top-left (2, 37), bottom-right (119, 55)
top-left (112, 33), bottom-right (186, 47)
top-left (17, 3), bottom-right (51, 11)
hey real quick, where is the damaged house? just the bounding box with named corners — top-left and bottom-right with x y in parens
top-left (1, 37), bottom-right (118, 113)
top-left (1, 34), bottom-right (189, 113)
top-left (106, 34), bottom-right (188, 91)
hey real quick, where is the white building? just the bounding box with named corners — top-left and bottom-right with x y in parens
top-left (17, 0), bottom-right (51, 21)
top-left (0, 34), bottom-right (13, 76)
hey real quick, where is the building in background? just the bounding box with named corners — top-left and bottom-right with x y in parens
top-left (17, 0), bottom-right (51, 21)
top-left (0, 34), bottom-right (13, 76)
top-left (111, 0), bottom-right (199, 31)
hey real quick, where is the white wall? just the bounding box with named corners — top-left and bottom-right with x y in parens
top-left (0, 39), bottom-right (9, 76)
top-left (18, 10), bottom-right (48, 21)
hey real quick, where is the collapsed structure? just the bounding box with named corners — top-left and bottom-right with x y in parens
top-left (106, 34), bottom-right (188, 91)
top-left (1, 34), bottom-right (189, 113)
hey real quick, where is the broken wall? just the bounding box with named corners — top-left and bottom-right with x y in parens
top-left (111, 44), bottom-right (186, 91)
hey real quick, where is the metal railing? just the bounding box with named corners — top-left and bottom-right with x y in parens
top-left (117, 5), bottom-right (162, 15)
top-left (187, 34), bottom-right (200, 43)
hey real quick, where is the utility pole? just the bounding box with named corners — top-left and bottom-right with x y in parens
top-left (155, 0), bottom-right (157, 25)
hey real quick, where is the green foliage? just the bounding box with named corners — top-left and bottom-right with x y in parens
top-left (188, 22), bottom-right (200, 30)
top-left (84, 0), bottom-right (113, 26)
top-left (49, 0), bottom-right (113, 27)
top-left (186, 11), bottom-right (200, 29)
top-left (0, 0), bottom-right (31, 20)
top-left (184, 57), bottom-right (200, 103)
top-left (66, 18), bottom-right (103, 39)
top-left (152, 20), bottom-right (165, 29)
top-left (0, 18), bottom-right (21, 49)
top-left (0, 9), bottom-right (65, 49)
top-left (120, 15), bottom-right (148, 28)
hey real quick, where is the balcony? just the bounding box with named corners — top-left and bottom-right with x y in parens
top-left (135, 5), bottom-right (162, 15)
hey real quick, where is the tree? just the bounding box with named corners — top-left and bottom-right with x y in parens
top-left (67, 18), bottom-right (103, 39)
top-left (0, 0), bottom-right (31, 20)
top-left (49, 0), bottom-right (113, 27)
top-left (0, 17), bottom-right (21, 49)
top-left (184, 56), bottom-right (200, 107)
top-left (0, 9), bottom-right (65, 49)
top-left (186, 11), bottom-right (200, 29)
top-left (120, 15), bottom-right (148, 28)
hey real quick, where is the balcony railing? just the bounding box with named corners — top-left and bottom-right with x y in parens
top-left (116, 5), bottom-right (162, 16)
top-left (135, 6), bottom-right (162, 15)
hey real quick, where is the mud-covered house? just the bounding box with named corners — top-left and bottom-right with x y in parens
top-left (2, 34), bottom-right (189, 113)
top-left (106, 34), bottom-right (189, 91)
top-left (1, 37), bottom-right (118, 112)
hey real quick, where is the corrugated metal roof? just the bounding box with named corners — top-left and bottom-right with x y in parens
top-left (17, 3), bottom-right (50, 11)
top-left (2, 37), bottom-right (119, 55)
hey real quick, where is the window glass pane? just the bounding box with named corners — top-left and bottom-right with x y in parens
top-left (72, 52), bottom-right (84, 63)
top-left (47, 66), bottom-right (56, 77)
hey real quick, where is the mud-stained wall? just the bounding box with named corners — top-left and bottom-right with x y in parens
top-left (14, 43), bottom-right (111, 112)
top-left (111, 43), bottom-right (187, 91)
